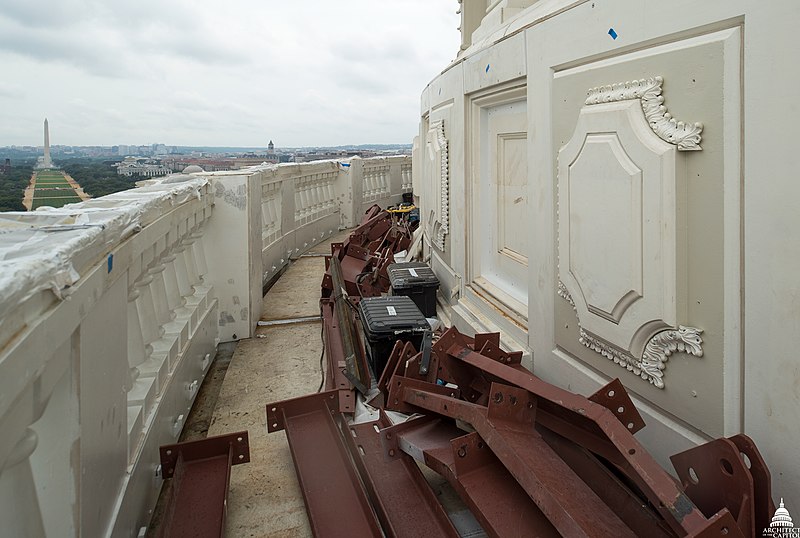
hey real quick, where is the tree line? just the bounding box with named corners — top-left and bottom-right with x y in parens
top-left (0, 158), bottom-right (146, 212)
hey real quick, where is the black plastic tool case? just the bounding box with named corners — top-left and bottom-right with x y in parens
top-left (387, 262), bottom-right (439, 318)
top-left (358, 296), bottom-right (428, 378)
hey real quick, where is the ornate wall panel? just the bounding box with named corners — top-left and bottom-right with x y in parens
top-left (557, 78), bottom-right (704, 388)
top-left (424, 120), bottom-right (449, 251)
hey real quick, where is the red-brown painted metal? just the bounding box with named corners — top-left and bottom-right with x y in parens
top-left (380, 416), bottom-right (560, 537)
top-left (321, 205), bottom-right (414, 300)
top-left (390, 327), bottom-right (771, 537)
top-left (394, 379), bottom-right (637, 537)
top-left (671, 437), bottom-right (756, 537)
top-left (156, 431), bottom-right (250, 538)
top-left (266, 390), bottom-right (381, 537)
top-left (538, 427), bottom-right (675, 538)
top-left (339, 415), bottom-right (460, 538)
top-left (320, 298), bottom-right (354, 391)
top-left (588, 377), bottom-right (646, 434)
top-left (728, 434), bottom-right (775, 533)
top-left (439, 335), bottom-right (715, 536)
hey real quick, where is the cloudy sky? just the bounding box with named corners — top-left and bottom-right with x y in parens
top-left (0, 0), bottom-right (460, 147)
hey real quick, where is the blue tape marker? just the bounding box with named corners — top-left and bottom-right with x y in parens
top-left (608, 28), bottom-right (618, 40)
top-left (107, 254), bottom-right (113, 273)
top-left (485, 63), bottom-right (490, 73)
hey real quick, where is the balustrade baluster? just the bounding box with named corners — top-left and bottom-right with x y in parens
top-left (0, 429), bottom-right (46, 538)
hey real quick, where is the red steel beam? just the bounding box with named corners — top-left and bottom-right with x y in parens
top-left (156, 431), bottom-right (250, 538)
top-left (339, 415), bottom-right (460, 538)
top-left (266, 390), bottom-right (381, 537)
top-left (441, 339), bottom-right (718, 536)
top-left (396, 379), bottom-right (637, 538)
top-left (380, 416), bottom-right (559, 538)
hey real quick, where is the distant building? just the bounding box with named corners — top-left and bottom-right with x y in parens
top-left (115, 157), bottom-right (171, 177)
top-left (0, 158), bottom-right (10, 175)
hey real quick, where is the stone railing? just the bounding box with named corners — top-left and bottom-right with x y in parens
top-left (0, 155), bottom-right (410, 537)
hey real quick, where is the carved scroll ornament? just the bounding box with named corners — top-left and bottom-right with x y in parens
top-left (585, 76), bottom-right (703, 151)
top-left (559, 281), bottom-right (703, 389)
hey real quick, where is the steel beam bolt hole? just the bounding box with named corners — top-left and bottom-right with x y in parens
top-left (688, 467), bottom-right (700, 485)
top-left (741, 452), bottom-right (752, 469)
top-left (720, 458), bottom-right (734, 476)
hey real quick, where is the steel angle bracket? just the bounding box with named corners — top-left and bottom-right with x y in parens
top-left (443, 341), bottom-right (718, 537)
top-left (588, 378), bottom-right (646, 434)
top-left (399, 380), bottom-right (637, 538)
top-left (728, 434), bottom-right (775, 532)
top-left (671, 437), bottom-right (757, 538)
top-left (156, 431), bottom-right (250, 538)
top-left (266, 389), bottom-right (354, 433)
top-left (380, 413), bottom-right (560, 537)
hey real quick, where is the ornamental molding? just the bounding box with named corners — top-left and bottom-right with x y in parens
top-left (557, 281), bottom-right (703, 389)
top-left (429, 120), bottom-right (449, 251)
top-left (585, 76), bottom-right (703, 151)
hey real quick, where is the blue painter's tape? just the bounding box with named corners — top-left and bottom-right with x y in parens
top-left (608, 28), bottom-right (618, 40)
top-left (485, 64), bottom-right (490, 73)
top-left (107, 254), bottom-right (113, 273)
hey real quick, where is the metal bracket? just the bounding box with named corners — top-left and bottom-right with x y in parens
top-left (267, 389), bottom-right (354, 433)
top-left (588, 378), bottom-right (646, 434)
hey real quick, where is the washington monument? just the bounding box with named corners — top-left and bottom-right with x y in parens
top-left (42, 118), bottom-right (52, 168)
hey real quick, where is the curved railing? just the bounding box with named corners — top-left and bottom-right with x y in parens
top-left (0, 155), bottom-right (410, 537)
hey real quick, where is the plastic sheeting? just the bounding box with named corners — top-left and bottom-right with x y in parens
top-left (0, 173), bottom-right (209, 321)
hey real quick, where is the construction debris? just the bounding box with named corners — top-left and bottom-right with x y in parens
top-left (156, 431), bottom-right (251, 538)
top-left (264, 206), bottom-right (773, 538)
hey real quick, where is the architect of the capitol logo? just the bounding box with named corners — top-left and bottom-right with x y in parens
top-left (764, 499), bottom-right (800, 537)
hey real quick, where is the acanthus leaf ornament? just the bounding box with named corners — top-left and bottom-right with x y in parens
top-left (558, 281), bottom-right (703, 389)
top-left (585, 76), bottom-right (703, 151)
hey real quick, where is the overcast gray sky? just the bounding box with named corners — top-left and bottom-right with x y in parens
top-left (0, 0), bottom-right (460, 147)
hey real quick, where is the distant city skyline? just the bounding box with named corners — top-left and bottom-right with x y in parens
top-left (0, 1), bottom-right (460, 147)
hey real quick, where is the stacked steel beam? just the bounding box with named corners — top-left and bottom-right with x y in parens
top-left (321, 204), bottom-right (414, 299)
top-left (266, 212), bottom-right (773, 538)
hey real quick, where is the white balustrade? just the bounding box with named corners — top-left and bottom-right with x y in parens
top-left (0, 155), bottom-right (411, 537)
top-left (363, 163), bottom-right (390, 202)
top-left (401, 162), bottom-right (413, 192)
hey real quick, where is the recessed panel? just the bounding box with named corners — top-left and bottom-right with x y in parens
top-left (497, 132), bottom-right (529, 263)
top-left (568, 133), bottom-right (642, 322)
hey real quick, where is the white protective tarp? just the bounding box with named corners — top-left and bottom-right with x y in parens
top-left (0, 174), bottom-right (208, 321)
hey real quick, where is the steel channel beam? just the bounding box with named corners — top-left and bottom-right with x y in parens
top-left (329, 256), bottom-right (370, 393)
top-left (444, 341), bottom-right (714, 536)
top-left (381, 416), bottom-right (560, 538)
top-left (538, 427), bottom-right (675, 538)
top-left (156, 431), bottom-right (250, 538)
top-left (320, 298), bottom-right (354, 391)
top-left (339, 415), bottom-right (460, 538)
top-left (397, 380), bottom-right (636, 538)
top-left (266, 390), bottom-right (381, 537)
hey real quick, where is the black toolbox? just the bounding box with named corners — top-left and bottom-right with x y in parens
top-left (358, 296), bottom-right (429, 378)
top-left (387, 262), bottom-right (439, 318)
